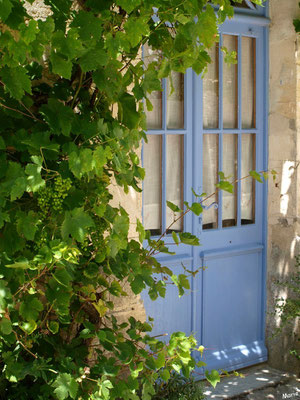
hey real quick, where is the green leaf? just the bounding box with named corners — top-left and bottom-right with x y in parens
top-left (160, 369), bottom-right (170, 382)
top-left (53, 373), bottom-right (79, 400)
top-left (19, 320), bottom-right (37, 335)
top-left (179, 232), bottom-right (200, 246)
top-left (131, 275), bottom-right (145, 295)
top-left (17, 211), bottom-right (40, 240)
top-left (113, 213), bottom-right (129, 237)
top-left (142, 69), bottom-right (161, 93)
top-left (20, 20), bottom-right (38, 44)
top-left (294, 18), bottom-right (300, 33)
top-left (172, 231), bottom-right (179, 245)
top-left (25, 163), bottom-right (45, 192)
top-left (61, 208), bottom-right (94, 243)
top-left (5, 260), bottom-right (29, 269)
top-left (216, 180), bottom-right (233, 193)
top-left (189, 202), bottom-right (203, 216)
top-left (136, 218), bottom-right (146, 243)
top-left (0, 317), bottom-right (12, 335)
top-left (50, 52), bottom-right (73, 79)
top-left (79, 48), bottom-right (108, 72)
top-left (117, 0), bottom-right (141, 14)
top-left (124, 17), bottom-right (149, 47)
top-left (197, 360), bottom-right (206, 367)
top-left (93, 146), bottom-right (108, 171)
top-left (0, 0), bottom-right (13, 22)
top-left (155, 352), bottom-right (165, 369)
top-left (0, 280), bottom-right (12, 313)
top-left (10, 177), bottom-right (27, 201)
top-left (205, 369), bottom-right (220, 388)
top-left (166, 201), bottom-right (182, 213)
top-left (47, 320), bottom-right (59, 334)
top-left (118, 93), bottom-right (140, 129)
top-left (19, 296), bottom-right (43, 321)
top-left (40, 99), bottom-right (74, 136)
top-left (1, 66), bottom-right (32, 100)
top-left (250, 170), bottom-right (263, 183)
top-left (52, 268), bottom-right (72, 288)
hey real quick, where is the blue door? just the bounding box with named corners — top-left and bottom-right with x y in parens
top-left (142, 7), bottom-right (269, 374)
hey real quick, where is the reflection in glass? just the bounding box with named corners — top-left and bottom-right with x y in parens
top-left (202, 134), bottom-right (219, 230)
top-left (166, 135), bottom-right (184, 231)
top-left (241, 134), bottom-right (255, 224)
top-left (167, 72), bottom-right (184, 130)
top-left (143, 135), bottom-right (162, 234)
top-left (242, 37), bottom-right (256, 129)
top-left (203, 44), bottom-right (219, 129)
top-left (223, 35), bottom-right (238, 129)
top-left (222, 134), bottom-right (238, 227)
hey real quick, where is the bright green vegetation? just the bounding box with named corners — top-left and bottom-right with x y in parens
top-left (0, 1), bottom-right (262, 399)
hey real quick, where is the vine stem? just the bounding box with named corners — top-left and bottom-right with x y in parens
top-left (13, 330), bottom-right (38, 359)
top-left (0, 101), bottom-right (44, 123)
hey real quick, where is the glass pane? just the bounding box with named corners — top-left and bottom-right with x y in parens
top-left (222, 134), bottom-right (238, 227)
top-left (202, 134), bottom-right (219, 230)
top-left (166, 135), bottom-right (184, 232)
top-left (242, 37), bottom-right (256, 129)
top-left (144, 44), bottom-right (163, 130)
top-left (143, 135), bottom-right (162, 235)
top-left (167, 72), bottom-right (184, 130)
top-left (223, 35), bottom-right (238, 129)
top-left (203, 44), bottom-right (219, 129)
top-left (241, 134), bottom-right (255, 224)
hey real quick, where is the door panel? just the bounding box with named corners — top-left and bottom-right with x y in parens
top-left (142, 19), bottom-right (268, 374)
top-left (142, 259), bottom-right (193, 338)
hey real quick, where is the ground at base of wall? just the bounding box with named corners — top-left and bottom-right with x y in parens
top-left (203, 364), bottom-right (300, 399)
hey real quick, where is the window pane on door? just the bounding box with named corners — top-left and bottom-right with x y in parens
top-left (143, 135), bottom-right (162, 235)
top-left (242, 37), bottom-right (256, 129)
top-left (166, 135), bottom-right (184, 231)
top-left (146, 91), bottom-right (163, 130)
top-left (203, 134), bottom-right (219, 230)
top-left (222, 134), bottom-right (238, 227)
top-left (144, 44), bottom-right (163, 130)
top-left (167, 72), bottom-right (184, 130)
top-left (203, 44), bottom-right (219, 129)
top-left (223, 35), bottom-right (238, 129)
top-left (241, 134), bottom-right (255, 224)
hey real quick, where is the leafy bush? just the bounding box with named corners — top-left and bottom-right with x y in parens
top-left (0, 0), bottom-right (264, 399)
top-left (153, 372), bottom-right (205, 400)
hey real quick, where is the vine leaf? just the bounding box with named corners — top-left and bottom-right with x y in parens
top-left (53, 373), bottom-right (79, 400)
top-left (205, 369), bottom-right (220, 388)
top-left (0, 317), bottom-right (12, 335)
top-left (61, 208), bottom-right (94, 243)
top-left (0, 0), bottom-right (13, 21)
top-left (20, 296), bottom-right (43, 321)
top-left (1, 66), bottom-right (32, 100)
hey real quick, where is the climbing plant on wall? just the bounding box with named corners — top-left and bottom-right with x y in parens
top-left (0, 0), bottom-right (263, 399)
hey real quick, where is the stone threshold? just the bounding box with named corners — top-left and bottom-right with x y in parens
top-left (203, 364), bottom-right (300, 399)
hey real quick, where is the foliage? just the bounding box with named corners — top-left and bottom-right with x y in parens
top-left (0, 0), bottom-right (263, 399)
top-left (293, 2), bottom-right (300, 33)
top-left (274, 254), bottom-right (300, 360)
top-left (152, 372), bottom-right (205, 400)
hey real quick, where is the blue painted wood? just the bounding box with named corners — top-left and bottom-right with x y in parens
top-left (142, 6), bottom-right (269, 376)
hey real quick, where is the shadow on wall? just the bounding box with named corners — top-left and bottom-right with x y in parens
top-left (267, 160), bottom-right (300, 375)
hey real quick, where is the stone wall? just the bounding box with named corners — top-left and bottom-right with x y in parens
top-left (267, 0), bottom-right (300, 374)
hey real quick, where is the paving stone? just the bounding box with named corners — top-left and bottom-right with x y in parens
top-left (203, 364), bottom-right (299, 399)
